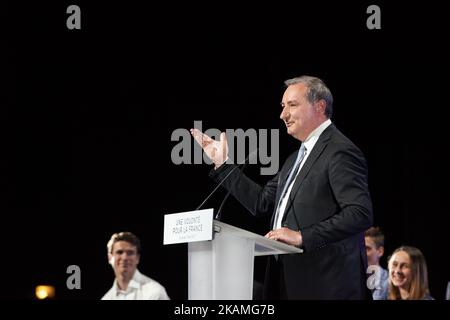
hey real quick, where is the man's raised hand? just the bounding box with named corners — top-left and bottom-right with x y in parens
top-left (190, 128), bottom-right (229, 169)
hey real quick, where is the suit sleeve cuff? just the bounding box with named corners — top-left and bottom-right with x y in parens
top-left (300, 226), bottom-right (329, 252)
top-left (208, 163), bottom-right (236, 182)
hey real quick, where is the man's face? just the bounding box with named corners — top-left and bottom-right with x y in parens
top-left (280, 83), bottom-right (324, 141)
top-left (111, 241), bottom-right (140, 278)
top-left (389, 251), bottom-right (412, 290)
top-left (365, 236), bottom-right (384, 266)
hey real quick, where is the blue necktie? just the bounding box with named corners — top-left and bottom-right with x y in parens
top-left (272, 144), bottom-right (307, 229)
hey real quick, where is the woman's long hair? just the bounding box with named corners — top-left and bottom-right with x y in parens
top-left (387, 246), bottom-right (430, 300)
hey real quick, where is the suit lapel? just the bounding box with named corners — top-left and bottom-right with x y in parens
top-left (281, 124), bottom-right (334, 220)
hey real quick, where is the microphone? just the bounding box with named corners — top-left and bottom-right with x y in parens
top-left (215, 158), bottom-right (252, 221)
top-left (195, 149), bottom-right (258, 219)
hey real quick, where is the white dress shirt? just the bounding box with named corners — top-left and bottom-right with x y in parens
top-left (101, 269), bottom-right (170, 300)
top-left (274, 119), bottom-right (332, 229)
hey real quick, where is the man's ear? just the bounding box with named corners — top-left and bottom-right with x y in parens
top-left (136, 254), bottom-right (140, 265)
top-left (108, 253), bottom-right (114, 266)
top-left (315, 99), bottom-right (326, 114)
top-left (377, 246), bottom-right (385, 258)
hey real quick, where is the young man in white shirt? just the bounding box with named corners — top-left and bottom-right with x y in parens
top-left (102, 232), bottom-right (170, 300)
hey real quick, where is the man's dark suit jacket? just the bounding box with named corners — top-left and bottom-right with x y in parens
top-left (209, 124), bottom-right (373, 299)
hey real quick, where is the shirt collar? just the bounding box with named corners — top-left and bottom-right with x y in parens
top-left (113, 269), bottom-right (142, 294)
top-left (303, 119), bottom-right (332, 151)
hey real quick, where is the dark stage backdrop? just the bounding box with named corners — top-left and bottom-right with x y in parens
top-left (3, 1), bottom-right (449, 300)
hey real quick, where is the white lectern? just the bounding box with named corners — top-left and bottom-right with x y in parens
top-left (164, 209), bottom-right (302, 300)
top-left (188, 220), bottom-right (302, 300)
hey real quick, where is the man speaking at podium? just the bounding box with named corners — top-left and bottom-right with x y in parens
top-left (191, 76), bottom-right (373, 299)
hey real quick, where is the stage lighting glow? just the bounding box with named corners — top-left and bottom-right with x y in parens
top-left (35, 285), bottom-right (55, 300)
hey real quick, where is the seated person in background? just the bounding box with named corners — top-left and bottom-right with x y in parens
top-left (102, 231), bottom-right (170, 300)
top-left (388, 246), bottom-right (433, 300)
top-left (365, 227), bottom-right (388, 300)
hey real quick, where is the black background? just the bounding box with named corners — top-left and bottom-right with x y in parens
top-left (3, 1), bottom-right (449, 301)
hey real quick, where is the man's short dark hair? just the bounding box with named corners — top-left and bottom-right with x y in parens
top-left (365, 227), bottom-right (385, 248)
top-left (107, 231), bottom-right (141, 254)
